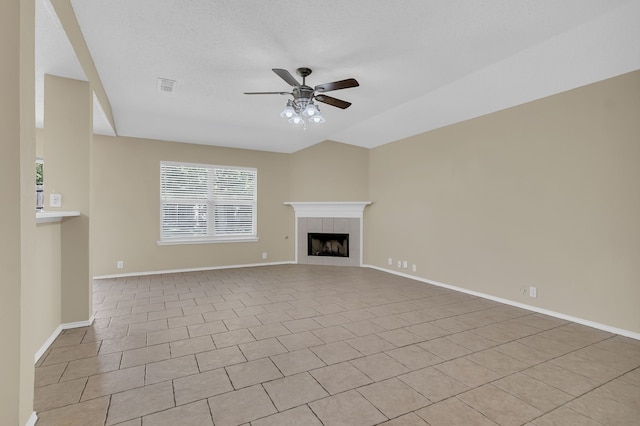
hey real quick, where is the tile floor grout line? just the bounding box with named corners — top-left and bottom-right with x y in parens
top-left (259, 381), bottom-right (281, 414)
top-left (171, 379), bottom-right (177, 410)
top-left (102, 395), bottom-right (112, 426)
top-left (205, 398), bottom-right (216, 424)
top-left (306, 367), bottom-right (332, 400)
top-left (352, 386), bottom-right (394, 422)
top-left (306, 402), bottom-right (327, 426)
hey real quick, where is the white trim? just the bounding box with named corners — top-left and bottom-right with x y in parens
top-left (359, 217), bottom-right (364, 267)
top-left (157, 235), bottom-right (259, 245)
top-left (363, 264), bottom-right (640, 341)
top-left (61, 316), bottom-right (95, 330)
top-left (161, 160), bottom-right (257, 173)
top-left (284, 201), bottom-right (372, 218)
top-left (294, 218), bottom-right (299, 264)
top-left (25, 412), bottom-right (37, 426)
top-left (93, 261), bottom-right (295, 279)
top-left (35, 325), bottom-right (63, 363)
top-left (34, 316), bottom-right (95, 363)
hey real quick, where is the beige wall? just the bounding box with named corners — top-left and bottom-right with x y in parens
top-left (33, 129), bottom-right (64, 353)
top-left (289, 140), bottom-right (369, 201)
top-left (34, 223), bottom-right (63, 344)
top-left (19, 0), bottom-right (38, 423)
top-left (366, 70), bottom-right (640, 334)
top-left (92, 135), bottom-right (294, 276)
top-left (1, 0), bottom-right (24, 422)
top-left (1, 0), bottom-right (38, 423)
top-left (44, 75), bottom-right (93, 323)
top-left (91, 137), bottom-right (371, 276)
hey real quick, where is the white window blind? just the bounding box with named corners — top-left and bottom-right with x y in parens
top-left (160, 161), bottom-right (257, 243)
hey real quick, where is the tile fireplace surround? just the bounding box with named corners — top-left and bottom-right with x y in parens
top-left (285, 202), bottom-right (372, 267)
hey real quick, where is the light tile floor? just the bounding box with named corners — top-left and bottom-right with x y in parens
top-left (34, 265), bottom-right (640, 425)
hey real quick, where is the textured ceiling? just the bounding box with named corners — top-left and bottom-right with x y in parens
top-left (36, 0), bottom-right (640, 153)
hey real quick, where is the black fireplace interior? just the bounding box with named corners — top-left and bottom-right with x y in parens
top-left (307, 233), bottom-right (349, 257)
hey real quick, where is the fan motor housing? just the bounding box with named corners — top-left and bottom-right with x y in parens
top-left (292, 86), bottom-right (314, 111)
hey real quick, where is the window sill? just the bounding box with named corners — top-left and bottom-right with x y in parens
top-left (157, 235), bottom-right (260, 245)
top-left (36, 210), bottom-right (81, 224)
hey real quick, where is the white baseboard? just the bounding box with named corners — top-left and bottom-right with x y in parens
top-left (61, 315), bottom-right (95, 331)
top-left (363, 264), bottom-right (640, 341)
top-left (93, 261), bottom-right (296, 280)
top-left (35, 325), bottom-right (63, 363)
top-left (25, 412), bottom-right (37, 426)
top-left (34, 316), bottom-right (95, 364)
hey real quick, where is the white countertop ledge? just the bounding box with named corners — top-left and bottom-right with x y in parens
top-left (36, 211), bottom-right (81, 223)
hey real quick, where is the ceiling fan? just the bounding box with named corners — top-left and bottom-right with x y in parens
top-left (244, 67), bottom-right (359, 125)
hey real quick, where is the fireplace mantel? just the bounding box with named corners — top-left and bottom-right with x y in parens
top-left (284, 201), bottom-right (372, 218)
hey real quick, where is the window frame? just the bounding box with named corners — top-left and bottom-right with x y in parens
top-left (158, 161), bottom-right (259, 245)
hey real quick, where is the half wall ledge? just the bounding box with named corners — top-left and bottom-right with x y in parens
top-left (36, 210), bottom-right (81, 224)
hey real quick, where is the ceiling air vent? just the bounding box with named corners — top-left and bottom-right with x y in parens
top-left (157, 78), bottom-right (177, 94)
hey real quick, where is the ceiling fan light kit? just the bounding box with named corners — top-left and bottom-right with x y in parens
top-left (280, 100), bottom-right (296, 118)
top-left (280, 98), bottom-right (324, 125)
top-left (245, 67), bottom-right (359, 126)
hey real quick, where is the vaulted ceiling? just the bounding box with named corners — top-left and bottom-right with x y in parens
top-left (36, 0), bottom-right (640, 153)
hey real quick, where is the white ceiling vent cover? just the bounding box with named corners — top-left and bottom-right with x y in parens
top-left (157, 78), bottom-right (177, 94)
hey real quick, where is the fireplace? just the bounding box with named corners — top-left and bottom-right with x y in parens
top-left (308, 233), bottom-right (349, 257)
top-left (284, 201), bottom-right (372, 266)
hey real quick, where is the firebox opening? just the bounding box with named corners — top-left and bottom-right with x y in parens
top-left (307, 233), bottom-right (349, 257)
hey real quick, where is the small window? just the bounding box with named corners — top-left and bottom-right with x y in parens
top-left (36, 158), bottom-right (44, 211)
top-left (159, 161), bottom-right (258, 244)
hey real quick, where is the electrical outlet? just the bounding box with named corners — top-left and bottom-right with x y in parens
top-left (412, 264), bottom-right (416, 272)
top-left (397, 260), bottom-right (402, 268)
top-left (116, 260), bottom-right (124, 269)
top-left (529, 286), bottom-right (537, 298)
top-left (388, 257), bottom-right (392, 266)
top-left (262, 252), bottom-right (268, 259)
top-left (50, 193), bottom-right (62, 207)
top-left (402, 260), bottom-right (408, 269)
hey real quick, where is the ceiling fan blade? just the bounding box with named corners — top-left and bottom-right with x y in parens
top-left (244, 91), bottom-right (291, 95)
top-left (314, 78), bottom-right (359, 93)
top-left (272, 68), bottom-right (300, 87)
top-left (315, 94), bottom-right (352, 109)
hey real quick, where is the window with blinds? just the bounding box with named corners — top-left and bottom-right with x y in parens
top-left (160, 161), bottom-right (257, 243)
